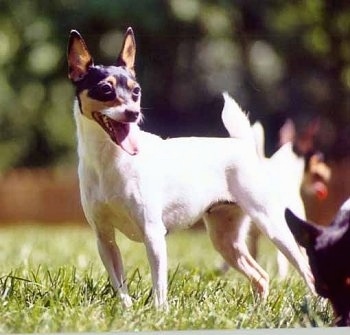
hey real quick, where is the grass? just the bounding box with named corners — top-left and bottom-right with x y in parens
top-left (0, 224), bottom-right (333, 332)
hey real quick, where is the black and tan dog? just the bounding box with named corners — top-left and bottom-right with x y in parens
top-left (285, 198), bottom-right (350, 326)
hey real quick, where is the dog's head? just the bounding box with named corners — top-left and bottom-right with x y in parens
top-left (279, 118), bottom-right (330, 200)
top-left (285, 201), bottom-right (350, 326)
top-left (67, 27), bottom-right (141, 155)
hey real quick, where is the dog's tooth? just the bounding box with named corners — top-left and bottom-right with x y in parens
top-left (102, 116), bottom-right (110, 131)
top-left (103, 117), bottom-right (112, 132)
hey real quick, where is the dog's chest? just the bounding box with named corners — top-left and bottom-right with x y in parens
top-left (79, 164), bottom-right (143, 242)
top-left (107, 202), bottom-right (143, 242)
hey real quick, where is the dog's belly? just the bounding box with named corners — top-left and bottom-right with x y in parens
top-left (162, 196), bottom-right (235, 232)
top-left (162, 205), bottom-right (203, 231)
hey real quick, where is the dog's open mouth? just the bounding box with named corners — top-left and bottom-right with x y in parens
top-left (92, 112), bottom-right (139, 155)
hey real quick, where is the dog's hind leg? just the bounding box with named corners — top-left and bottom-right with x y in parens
top-left (204, 205), bottom-right (270, 298)
top-left (221, 156), bottom-right (315, 292)
top-left (95, 225), bottom-right (133, 307)
top-left (252, 209), bottom-right (314, 292)
top-left (231, 168), bottom-right (315, 292)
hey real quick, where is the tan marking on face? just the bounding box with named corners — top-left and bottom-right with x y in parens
top-left (79, 90), bottom-right (121, 119)
top-left (105, 75), bottom-right (117, 87)
top-left (309, 154), bottom-right (331, 182)
top-left (127, 78), bottom-right (135, 90)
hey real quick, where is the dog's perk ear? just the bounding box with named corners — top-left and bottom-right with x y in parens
top-left (117, 27), bottom-right (136, 73)
top-left (67, 30), bottom-right (93, 82)
top-left (285, 208), bottom-right (322, 248)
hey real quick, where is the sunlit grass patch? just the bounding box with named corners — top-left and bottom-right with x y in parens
top-left (0, 225), bottom-right (333, 332)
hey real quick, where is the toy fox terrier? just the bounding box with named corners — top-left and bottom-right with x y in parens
top-left (286, 198), bottom-right (350, 327)
top-left (67, 27), bottom-right (314, 308)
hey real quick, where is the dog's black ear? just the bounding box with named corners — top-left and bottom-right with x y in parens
top-left (116, 27), bottom-right (136, 73)
top-left (285, 208), bottom-right (322, 248)
top-left (67, 30), bottom-right (94, 82)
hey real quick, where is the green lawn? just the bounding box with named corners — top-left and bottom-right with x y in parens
top-left (0, 225), bottom-right (332, 332)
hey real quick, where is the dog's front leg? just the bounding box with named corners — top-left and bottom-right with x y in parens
top-left (95, 226), bottom-right (133, 308)
top-left (143, 225), bottom-right (168, 310)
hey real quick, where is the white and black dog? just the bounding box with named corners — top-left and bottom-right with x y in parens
top-left (67, 27), bottom-right (314, 308)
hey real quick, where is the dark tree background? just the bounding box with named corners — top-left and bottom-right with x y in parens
top-left (0, 0), bottom-right (349, 170)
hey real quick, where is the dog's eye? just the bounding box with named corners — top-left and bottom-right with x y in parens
top-left (132, 86), bottom-right (141, 101)
top-left (100, 83), bottom-right (114, 95)
top-left (89, 82), bottom-right (116, 101)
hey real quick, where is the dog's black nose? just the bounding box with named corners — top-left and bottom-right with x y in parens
top-left (125, 110), bottom-right (139, 122)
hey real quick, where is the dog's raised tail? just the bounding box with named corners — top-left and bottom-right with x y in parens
top-left (221, 92), bottom-right (254, 144)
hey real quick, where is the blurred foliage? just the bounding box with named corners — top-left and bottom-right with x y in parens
top-left (0, 0), bottom-right (349, 170)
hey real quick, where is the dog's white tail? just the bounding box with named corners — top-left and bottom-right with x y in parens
top-left (251, 121), bottom-right (265, 159)
top-left (221, 92), bottom-right (255, 146)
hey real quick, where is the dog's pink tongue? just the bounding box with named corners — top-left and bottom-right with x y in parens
top-left (114, 122), bottom-right (139, 155)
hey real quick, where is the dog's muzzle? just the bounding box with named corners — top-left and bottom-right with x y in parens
top-left (125, 109), bottom-right (139, 122)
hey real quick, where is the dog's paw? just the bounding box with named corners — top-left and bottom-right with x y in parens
top-left (155, 300), bottom-right (169, 312)
top-left (121, 293), bottom-right (133, 308)
top-left (255, 277), bottom-right (269, 300)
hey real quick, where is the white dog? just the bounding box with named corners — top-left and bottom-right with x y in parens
top-left (67, 27), bottom-right (314, 308)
